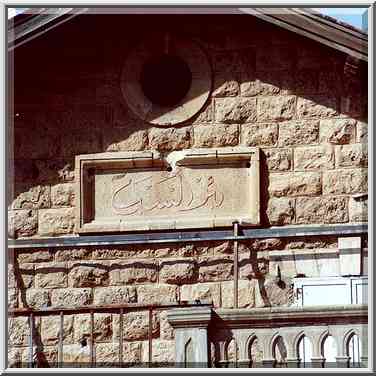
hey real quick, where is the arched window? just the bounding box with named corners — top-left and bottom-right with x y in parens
top-left (347, 333), bottom-right (362, 368)
top-left (297, 335), bottom-right (313, 368)
top-left (272, 336), bottom-right (287, 368)
top-left (322, 335), bottom-right (337, 368)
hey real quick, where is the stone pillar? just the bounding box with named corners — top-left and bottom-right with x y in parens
top-left (336, 355), bottom-right (350, 368)
top-left (167, 306), bottom-right (212, 368)
top-left (286, 357), bottom-right (300, 368)
top-left (310, 356), bottom-right (325, 368)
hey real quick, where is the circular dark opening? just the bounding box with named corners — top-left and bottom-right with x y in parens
top-left (140, 54), bottom-right (192, 107)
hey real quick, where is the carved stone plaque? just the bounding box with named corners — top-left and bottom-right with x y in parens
top-left (76, 147), bottom-right (259, 233)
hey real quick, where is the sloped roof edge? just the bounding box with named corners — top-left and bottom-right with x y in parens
top-left (8, 7), bottom-right (368, 61)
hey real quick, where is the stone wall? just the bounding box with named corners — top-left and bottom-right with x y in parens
top-left (8, 14), bottom-right (368, 366)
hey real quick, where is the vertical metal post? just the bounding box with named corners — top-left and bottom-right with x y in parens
top-left (233, 222), bottom-right (239, 308)
top-left (119, 308), bottom-right (123, 367)
top-left (90, 310), bottom-right (95, 367)
top-left (58, 311), bottom-right (64, 368)
top-left (28, 312), bottom-right (34, 368)
top-left (148, 308), bottom-right (153, 366)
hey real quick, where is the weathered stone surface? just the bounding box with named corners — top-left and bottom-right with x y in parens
top-left (113, 311), bottom-right (159, 341)
top-left (193, 124), bottom-right (239, 147)
top-left (105, 129), bottom-right (148, 152)
top-left (192, 101), bottom-right (213, 124)
top-left (17, 250), bottom-right (52, 264)
top-left (60, 130), bottom-right (102, 157)
top-left (50, 288), bottom-right (92, 307)
top-left (242, 123), bottom-right (278, 147)
top-left (269, 172), bottom-right (321, 197)
top-left (341, 95), bottom-right (365, 118)
top-left (267, 197), bottom-right (295, 225)
top-left (69, 263), bottom-right (109, 287)
top-left (297, 96), bottom-right (338, 119)
top-left (349, 196), bottom-right (368, 222)
top-left (38, 207), bottom-right (75, 236)
top-left (9, 261), bottom-right (34, 289)
top-left (294, 145), bottom-right (335, 171)
top-left (41, 315), bottom-right (74, 345)
top-left (92, 246), bottom-right (137, 260)
top-left (323, 169), bottom-right (367, 195)
top-left (24, 288), bottom-right (50, 308)
top-left (239, 251), bottom-right (269, 279)
top-left (264, 149), bottom-right (292, 171)
top-left (215, 98), bottom-right (257, 123)
top-left (278, 120), bottom-right (319, 146)
top-left (336, 144), bottom-right (368, 168)
top-left (74, 313), bottom-right (112, 342)
top-left (250, 238), bottom-right (285, 251)
top-left (11, 185), bottom-right (50, 210)
top-left (212, 50), bottom-right (249, 73)
top-left (296, 196), bottom-right (349, 224)
top-left (8, 209), bottom-right (38, 238)
top-left (51, 183), bottom-right (75, 207)
top-left (199, 256), bottom-right (233, 282)
top-left (356, 121), bottom-right (367, 143)
top-left (54, 248), bottom-right (92, 261)
top-left (8, 316), bottom-right (36, 346)
top-left (159, 258), bottom-right (198, 284)
top-left (262, 277), bottom-right (294, 307)
top-left (142, 339), bottom-right (175, 364)
top-left (213, 75), bottom-right (240, 97)
top-left (256, 45), bottom-right (293, 71)
top-left (285, 236), bottom-right (338, 249)
top-left (148, 127), bottom-right (191, 152)
top-left (94, 342), bottom-right (142, 365)
top-left (8, 347), bottom-right (28, 367)
top-left (109, 260), bottom-right (157, 285)
top-left (62, 344), bottom-right (91, 365)
top-left (320, 118), bottom-right (356, 144)
top-left (268, 250), bottom-right (297, 278)
top-left (159, 310), bottom-right (174, 340)
top-left (93, 286), bottom-right (137, 305)
top-left (35, 262), bottom-right (68, 288)
top-left (8, 288), bottom-right (18, 309)
top-left (35, 159), bottom-right (75, 183)
top-left (295, 69), bottom-right (319, 94)
top-left (221, 280), bottom-right (257, 308)
top-left (136, 284), bottom-right (178, 304)
top-left (180, 282), bottom-right (221, 307)
top-left (257, 96), bottom-right (296, 122)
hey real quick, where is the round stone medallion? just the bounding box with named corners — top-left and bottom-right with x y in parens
top-left (121, 34), bottom-right (212, 126)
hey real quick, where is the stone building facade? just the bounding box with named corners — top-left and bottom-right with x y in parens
top-left (8, 9), bottom-right (368, 368)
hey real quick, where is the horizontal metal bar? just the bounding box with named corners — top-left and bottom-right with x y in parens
top-left (8, 301), bottom-right (212, 317)
top-left (8, 224), bottom-right (368, 250)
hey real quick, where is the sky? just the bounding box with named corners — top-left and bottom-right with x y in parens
top-left (8, 7), bottom-right (368, 31)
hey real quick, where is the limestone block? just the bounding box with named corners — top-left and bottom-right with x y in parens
top-left (94, 342), bottom-right (142, 365)
top-left (323, 169), bottom-right (367, 195)
top-left (8, 262), bottom-right (34, 288)
top-left (69, 263), bottom-right (109, 287)
top-left (136, 284), bottom-right (178, 305)
top-left (50, 288), bottom-right (92, 308)
top-left (256, 45), bottom-right (293, 71)
top-left (250, 238), bottom-right (285, 251)
top-left (269, 249), bottom-right (297, 278)
top-left (297, 95), bottom-right (338, 119)
top-left (294, 145), bottom-right (335, 171)
top-left (92, 246), bottom-right (137, 260)
top-left (278, 120), bottom-right (319, 146)
top-left (149, 127), bottom-right (191, 152)
top-left (159, 310), bottom-right (174, 340)
top-left (296, 196), bottom-right (348, 224)
top-left (54, 248), bottom-right (92, 261)
top-left (266, 197), bottom-right (295, 225)
top-left (356, 121), bottom-right (367, 143)
top-left (315, 249), bottom-right (340, 277)
top-left (38, 207), bottom-right (75, 236)
top-left (35, 159), bottom-right (75, 183)
top-left (293, 249), bottom-right (320, 277)
top-left (8, 316), bottom-right (35, 346)
top-left (213, 75), bottom-right (240, 97)
top-left (212, 50), bottom-right (247, 73)
top-left (338, 237), bottom-right (361, 276)
top-left (109, 260), bottom-right (157, 285)
top-left (198, 256), bottom-right (233, 282)
top-left (41, 315), bottom-right (74, 345)
top-left (8, 288), bottom-right (18, 309)
top-left (192, 101), bottom-right (214, 123)
top-left (349, 195), bottom-right (368, 222)
top-left (10, 185), bottom-right (50, 209)
top-left (60, 130), bottom-right (102, 157)
top-left (23, 288), bottom-right (50, 308)
top-left (263, 277), bottom-right (294, 307)
top-left (257, 96), bottom-right (296, 122)
top-left (62, 343), bottom-right (91, 365)
top-left (295, 69), bottom-right (319, 94)
top-left (35, 262), bottom-right (68, 288)
top-left (8, 209), bottom-right (38, 238)
top-left (74, 313), bottom-right (112, 342)
top-left (141, 339), bottom-right (175, 364)
top-left (8, 347), bottom-right (28, 368)
top-left (17, 250), bottom-right (52, 264)
top-left (242, 123), bottom-right (278, 147)
top-left (93, 286), bottom-right (137, 305)
top-left (320, 118), bottom-right (356, 144)
top-left (215, 97), bottom-right (257, 123)
top-left (104, 129), bottom-right (148, 152)
top-left (51, 183), bottom-right (75, 207)
top-left (113, 311), bottom-right (159, 341)
top-left (336, 144), bottom-right (368, 168)
top-left (268, 172), bottom-right (321, 197)
top-left (180, 282), bottom-right (221, 307)
top-left (221, 280), bottom-right (256, 308)
top-left (159, 258), bottom-right (198, 285)
top-left (193, 124), bottom-right (239, 147)
top-left (264, 148), bottom-right (292, 171)
top-left (341, 95), bottom-right (365, 118)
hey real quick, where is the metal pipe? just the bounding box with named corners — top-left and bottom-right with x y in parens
top-left (28, 312), bottom-right (34, 368)
top-left (8, 224), bottom-right (367, 250)
top-left (119, 308), bottom-right (123, 367)
top-left (59, 311), bottom-right (64, 368)
top-left (148, 308), bottom-right (153, 367)
top-left (233, 222), bottom-right (239, 309)
top-left (90, 310), bottom-right (94, 368)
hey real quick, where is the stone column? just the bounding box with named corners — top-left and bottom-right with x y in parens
top-left (167, 306), bottom-right (212, 368)
top-left (336, 355), bottom-right (350, 368)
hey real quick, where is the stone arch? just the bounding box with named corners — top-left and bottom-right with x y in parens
top-left (224, 337), bottom-right (239, 366)
top-left (345, 331), bottom-right (362, 367)
top-left (321, 333), bottom-right (338, 366)
top-left (296, 332), bottom-right (314, 367)
top-left (246, 334), bottom-right (263, 368)
top-left (271, 335), bottom-right (288, 368)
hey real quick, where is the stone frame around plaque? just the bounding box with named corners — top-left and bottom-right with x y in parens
top-left (75, 147), bottom-right (260, 233)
